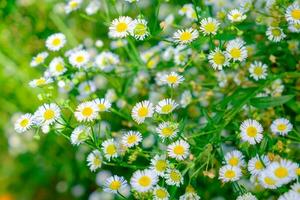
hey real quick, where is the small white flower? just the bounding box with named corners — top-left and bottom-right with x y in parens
top-left (109, 16), bottom-right (132, 38)
top-left (102, 139), bottom-right (119, 161)
top-left (14, 113), bottom-right (34, 133)
top-left (156, 122), bottom-right (178, 141)
top-left (161, 72), bottom-right (184, 87)
top-left (46, 33), bottom-right (66, 51)
top-left (249, 61), bottom-right (268, 81)
top-left (200, 17), bottom-right (220, 35)
top-left (266, 27), bottom-right (286, 42)
top-left (219, 165), bottom-right (242, 182)
top-left (131, 100), bottom-right (154, 124)
top-left (268, 159), bottom-right (298, 185)
top-left (167, 139), bottom-right (190, 160)
top-left (29, 77), bottom-right (53, 88)
top-left (164, 168), bottom-right (183, 186)
top-left (155, 99), bottom-right (178, 114)
top-left (226, 38), bottom-right (248, 62)
top-left (270, 118), bottom-right (293, 136)
top-left (129, 19), bottom-right (149, 40)
top-left (121, 131), bottom-right (142, 148)
top-left (87, 150), bottom-right (102, 172)
top-left (130, 169), bottom-right (158, 193)
top-left (224, 150), bottom-right (246, 167)
top-left (150, 155), bottom-right (169, 176)
top-left (278, 190), bottom-right (300, 200)
top-left (247, 155), bottom-right (270, 176)
top-left (259, 170), bottom-right (278, 189)
top-left (173, 28), bottom-right (199, 44)
top-left (74, 101), bottom-right (99, 122)
top-left (95, 51), bottom-right (119, 72)
top-left (49, 57), bottom-right (66, 77)
top-left (93, 98), bottom-right (111, 112)
top-left (70, 125), bottom-right (90, 146)
top-left (285, 3), bottom-right (300, 24)
top-left (104, 175), bottom-right (128, 194)
top-left (34, 103), bottom-right (61, 125)
top-left (153, 186), bottom-right (170, 200)
top-left (69, 50), bottom-right (90, 69)
top-left (65, 0), bottom-right (82, 14)
top-left (208, 48), bottom-right (229, 70)
top-left (288, 22), bottom-right (300, 33)
top-left (240, 119), bottom-right (264, 145)
top-left (228, 9), bottom-right (247, 22)
top-left (30, 52), bottom-right (48, 67)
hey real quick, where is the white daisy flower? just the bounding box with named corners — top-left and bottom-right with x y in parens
top-left (268, 159), bottom-right (298, 185)
top-left (121, 131), bottom-right (142, 148)
top-left (266, 27), bottom-right (286, 42)
top-left (93, 98), bottom-right (111, 112)
top-left (288, 22), bottom-right (300, 33)
top-left (219, 165), bottom-right (242, 182)
top-left (150, 155), bottom-right (169, 176)
top-left (180, 90), bottom-right (192, 108)
top-left (130, 169), bottom-right (158, 193)
top-left (247, 155), bottom-right (270, 176)
top-left (129, 19), bottom-right (149, 40)
top-left (85, 0), bottom-right (101, 15)
top-left (240, 119), bottom-right (264, 145)
top-left (131, 100), bottom-right (154, 124)
top-left (179, 4), bottom-right (197, 21)
top-left (95, 51), bottom-right (119, 72)
top-left (70, 125), bottom-right (90, 146)
top-left (74, 101), bottom-right (99, 122)
top-left (285, 3), bottom-right (300, 24)
top-left (69, 50), bottom-right (90, 69)
top-left (228, 9), bottom-right (247, 22)
top-left (110, 39), bottom-right (128, 49)
top-left (29, 77), bottom-right (53, 88)
top-left (65, 0), bottom-right (82, 14)
top-left (153, 186), bottom-right (170, 200)
top-left (278, 190), bottom-right (300, 200)
top-left (226, 38), bottom-right (248, 62)
top-left (102, 139), bottom-right (119, 161)
top-left (49, 57), bottom-right (66, 77)
top-left (173, 28), bottom-right (199, 45)
top-left (167, 139), bottom-right (190, 160)
top-left (109, 16), bottom-right (132, 38)
top-left (179, 192), bottom-right (201, 200)
top-left (165, 168), bottom-right (183, 186)
top-left (291, 182), bottom-right (300, 193)
top-left (104, 175), bottom-right (128, 194)
top-left (156, 121), bottom-right (179, 140)
top-left (236, 193), bottom-right (257, 200)
top-left (270, 118), bottom-right (293, 136)
top-left (259, 170), bottom-right (278, 189)
top-left (78, 81), bottom-right (97, 97)
top-left (45, 33), bottom-right (66, 51)
top-left (14, 113), bottom-right (34, 133)
top-left (208, 48), bottom-right (229, 70)
top-left (30, 51), bottom-right (48, 67)
top-left (161, 72), bottom-right (184, 87)
top-left (200, 17), bottom-right (220, 35)
top-left (249, 61), bottom-right (268, 81)
top-left (224, 150), bottom-right (246, 167)
top-left (34, 103), bottom-right (61, 125)
top-left (87, 150), bottom-right (102, 172)
top-left (155, 99), bottom-right (178, 114)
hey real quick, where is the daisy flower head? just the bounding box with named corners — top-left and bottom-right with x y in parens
top-left (129, 19), bottom-right (149, 40)
top-left (259, 170), bottom-right (278, 189)
top-left (65, 0), bottom-right (82, 14)
top-left (219, 165), bottom-right (242, 182)
top-left (226, 38), bottom-right (248, 62)
top-left (156, 121), bottom-right (179, 140)
top-left (291, 182), bottom-right (300, 193)
top-left (270, 118), bottom-right (293, 136)
top-left (29, 77), bottom-right (53, 88)
top-left (200, 17), bottom-right (220, 35)
top-left (228, 9), bottom-right (247, 23)
top-left (45, 33), bottom-right (66, 51)
top-left (30, 51), bottom-right (48, 67)
top-left (131, 100), bottom-right (154, 124)
top-left (173, 28), bottom-right (199, 45)
top-left (155, 99), bottom-right (178, 114)
top-left (208, 48), bottom-right (229, 70)
top-left (93, 98), bottom-right (111, 112)
top-left (167, 139), bottom-right (190, 160)
top-left (34, 103), bottom-right (61, 125)
top-left (268, 159), bottom-right (298, 185)
top-left (109, 16), bottom-right (132, 38)
top-left (278, 190), bottom-right (300, 200)
top-left (95, 51), bottom-right (119, 72)
top-left (266, 27), bottom-right (286, 42)
top-left (288, 22), bottom-right (300, 33)
top-left (69, 50), bottom-right (90, 69)
top-left (236, 193), bottom-right (257, 200)
top-left (70, 125), bottom-right (90, 146)
top-left (179, 192), bottom-right (201, 200)
top-left (240, 119), bottom-right (263, 145)
top-left (74, 101), bottom-right (99, 122)
top-left (165, 168), bottom-right (183, 186)
top-left (102, 139), bottom-right (119, 161)
top-left (150, 155), bottom-right (169, 176)
top-left (285, 3), bottom-right (300, 24)
top-left (153, 186), bottom-right (170, 200)
top-left (49, 57), bottom-right (66, 77)
top-left (249, 61), bottom-right (268, 81)
top-left (87, 150), bottom-right (102, 172)
top-left (121, 131), bottom-right (142, 148)
top-left (14, 113), bottom-right (34, 133)
top-left (104, 175), bottom-right (128, 194)
top-left (161, 72), bottom-right (184, 87)
top-left (247, 155), bottom-right (270, 176)
top-left (224, 150), bottom-right (246, 167)
top-left (130, 169), bottom-right (158, 193)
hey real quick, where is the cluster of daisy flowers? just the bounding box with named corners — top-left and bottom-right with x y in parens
top-left (13, 0), bottom-right (300, 199)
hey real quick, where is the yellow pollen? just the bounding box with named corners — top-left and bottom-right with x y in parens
top-left (44, 109), bottom-right (55, 120)
top-left (155, 160), bottom-right (167, 172)
top-left (76, 55), bottom-right (84, 63)
top-left (255, 161), bottom-right (263, 170)
top-left (36, 78), bottom-right (46, 86)
top-left (116, 22), bottom-right (128, 32)
top-left (93, 156), bottom-right (101, 166)
top-left (106, 144), bottom-right (116, 155)
top-left (204, 23), bottom-right (216, 33)
top-left (291, 9), bottom-right (300, 20)
top-left (70, 1), bottom-right (78, 9)
top-left (20, 118), bottom-right (29, 127)
top-left (213, 52), bottom-right (225, 64)
top-left (246, 126), bottom-right (257, 137)
top-left (271, 29), bottom-right (281, 37)
top-left (230, 48), bottom-right (241, 58)
top-left (170, 171), bottom-right (181, 181)
top-left (134, 23), bottom-right (147, 36)
top-left (180, 31), bottom-right (192, 41)
top-left (264, 177), bottom-right (276, 185)
top-left (161, 104), bottom-right (173, 113)
top-left (161, 127), bottom-right (173, 137)
top-left (137, 107), bottom-right (148, 117)
top-left (82, 107), bottom-right (93, 117)
top-left (277, 124), bottom-right (287, 131)
top-left (52, 38), bottom-right (61, 46)
top-left (228, 157), bottom-right (239, 166)
top-left (232, 13), bottom-right (241, 20)
top-left (274, 167), bottom-right (288, 178)
top-left (167, 75), bottom-right (178, 84)
top-left (109, 180), bottom-right (121, 190)
top-left (174, 145), bottom-right (184, 155)
top-left (224, 170), bottom-right (236, 179)
top-left (35, 56), bottom-right (44, 63)
top-left (55, 63), bottom-right (64, 72)
top-left (155, 189), bottom-right (167, 198)
top-left (138, 176), bottom-right (151, 187)
top-left (98, 104), bottom-right (106, 111)
top-left (253, 66), bottom-right (263, 76)
top-left (127, 135), bottom-right (137, 144)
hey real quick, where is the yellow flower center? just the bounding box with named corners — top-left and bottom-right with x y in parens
top-left (127, 135), bottom-right (137, 144)
top-left (246, 126), bottom-right (257, 137)
top-left (271, 29), bottom-right (281, 37)
top-left (137, 107), bottom-right (148, 117)
top-left (93, 156), bottom-right (101, 166)
top-left (116, 22), bottom-right (128, 32)
top-left (161, 104), bottom-right (173, 113)
top-left (134, 23), bottom-right (147, 36)
top-left (82, 107), bottom-right (93, 117)
top-left (76, 55), bottom-right (84, 63)
top-left (170, 171), bottom-right (181, 182)
top-left (224, 170), bottom-right (236, 179)
top-left (213, 52), bottom-right (225, 64)
top-left (253, 66), bottom-right (263, 76)
top-left (70, 1), bottom-right (79, 9)
top-left (232, 13), bottom-right (241, 20)
top-left (161, 127), bottom-right (174, 137)
top-left (155, 160), bottom-right (167, 172)
top-left (264, 177), bottom-right (276, 185)
top-left (180, 31), bottom-right (192, 41)
top-left (55, 63), bottom-right (64, 72)
top-left (52, 38), bottom-right (61, 46)
top-left (167, 75), bottom-right (178, 84)
top-left (277, 123), bottom-right (287, 131)
top-left (35, 56), bottom-right (44, 63)
top-left (291, 9), bottom-right (300, 20)
top-left (155, 188), bottom-right (167, 198)
top-left (44, 109), bottom-right (55, 120)
top-left (174, 145), bottom-right (184, 155)
top-left (274, 167), bottom-right (288, 178)
top-left (36, 78), bottom-right (46, 86)
top-left (228, 157), bottom-right (239, 166)
top-left (138, 176), bottom-right (151, 187)
top-left (20, 118), bottom-right (29, 127)
top-left (255, 160), bottom-right (264, 170)
top-left (109, 180), bottom-right (121, 190)
top-left (98, 104), bottom-right (106, 111)
top-left (230, 48), bottom-right (241, 58)
top-left (204, 23), bottom-right (216, 33)
top-left (106, 144), bottom-right (117, 155)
